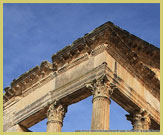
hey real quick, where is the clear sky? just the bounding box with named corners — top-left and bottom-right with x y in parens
top-left (3, 3), bottom-right (160, 132)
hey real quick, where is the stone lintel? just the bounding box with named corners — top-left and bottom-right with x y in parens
top-left (12, 63), bottom-right (109, 128)
top-left (4, 62), bottom-right (159, 130)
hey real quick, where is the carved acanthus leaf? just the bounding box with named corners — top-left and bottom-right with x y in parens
top-left (126, 109), bottom-right (151, 130)
top-left (85, 74), bottom-right (115, 99)
top-left (47, 102), bottom-right (67, 125)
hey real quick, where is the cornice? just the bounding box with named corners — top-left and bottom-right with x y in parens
top-left (3, 21), bottom-right (160, 104)
top-left (50, 21), bottom-right (159, 100)
top-left (3, 61), bottom-right (53, 103)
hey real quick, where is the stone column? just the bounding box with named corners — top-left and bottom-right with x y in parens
top-left (46, 102), bottom-right (67, 132)
top-left (86, 75), bottom-right (113, 130)
top-left (126, 109), bottom-right (151, 130)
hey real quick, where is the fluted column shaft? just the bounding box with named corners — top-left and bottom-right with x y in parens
top-left (46, 102), bottom-right (67, 132)
top-left (86, 75), bottom-right (113, 130)
top-left (91, 96), bottom-right (111, 130)
top-left (126, 109), bottom-right (151, 130)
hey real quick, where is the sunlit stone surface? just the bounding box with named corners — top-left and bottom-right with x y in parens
top-left (3, 21), bottom-right (160, 132)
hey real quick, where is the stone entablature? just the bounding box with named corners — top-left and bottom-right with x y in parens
top-left (51, 22), bottom-right (160, 100)
top-left (3, 21), bottom-right (160, 132)
top-left (4, 62), bottom-right (160, 130)
top-left (4, 22), bottom-right (160, 104)
top-left (3, 43), bottom-right (108, 108)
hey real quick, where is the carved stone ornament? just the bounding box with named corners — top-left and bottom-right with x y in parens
top-left (126, 109), bottom-right (151, 130)
top-left (85, 74), bottom-right (114, 102)
top-left (47, 101), bottom-right (67, 126)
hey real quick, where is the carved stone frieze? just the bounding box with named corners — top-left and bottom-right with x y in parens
top-left (90, 43), bottom-right (108, 56)
top-left (54, 44), bottom-right (109, 76)
top-left (57, 53), bottom-right (89, 74)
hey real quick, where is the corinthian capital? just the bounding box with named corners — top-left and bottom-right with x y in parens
top-left (47, 102), bottom-right (67, 126)
top-left (126, 109), bottom-right (151, 130)
top-left (85, 74), bottom-right (114, 100)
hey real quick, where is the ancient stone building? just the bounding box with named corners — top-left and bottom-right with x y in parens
top-left (3, 21), bottom-right (160, 132)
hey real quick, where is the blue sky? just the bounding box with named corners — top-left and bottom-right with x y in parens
top-left (3, 3), bottom-right (160, 132)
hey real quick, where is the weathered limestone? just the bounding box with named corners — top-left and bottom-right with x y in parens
top-left (3, 61), bottom-right (53, 103)
top-left (17, 124), bottom-right (31, 132)
top-left (3, 21), bottom-right (160, 132)
top-left (4, 124), bottom-right (31, 132)
top-left (126, 109), bottom-right (151, 130)
top-left (86, 75), bottom-right (113, 130)
top-left (47, 101), bottom-right (67, 132)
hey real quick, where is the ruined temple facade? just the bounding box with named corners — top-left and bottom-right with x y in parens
top-left (3, 21), bottom-right (160, 132)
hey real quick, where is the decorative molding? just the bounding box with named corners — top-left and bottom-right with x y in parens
top-left (3, 21), bottom-right (160, 131)
top-left (90, 43), bottom-right (108, 57)
top-left (4, 21), bottom-right (159, 105)
top-left (50, 21), bottom-right (159, 101)
top-left (13, 92), bottom-right (51, 125)
top-left (13, 63), bottom-right (108, 126)
top-left (57, 53), bottom-right (89, 74)
top-left (3, 61), bottom-right (53, 103)
top-left (106, 44), bottom-right (160, 100)
top-left (113, 76), bottom-right (160, 125)
top-left (8, 62), bottom-right (159, 129)
top-left (107, 23), bottom-right (159, 69)
top-left (55, 43), bottom-right (108, 75)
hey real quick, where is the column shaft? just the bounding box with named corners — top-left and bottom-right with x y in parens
top-left (86, 75), bottom-right (113, 130)
top-left (47, 122), bottom-right (62, 132)
top-left (91, 96), bottom-right (110, 130)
